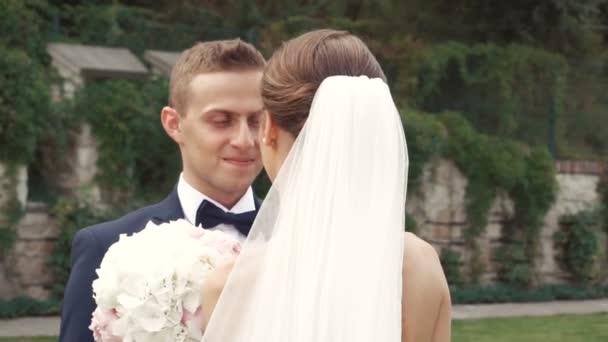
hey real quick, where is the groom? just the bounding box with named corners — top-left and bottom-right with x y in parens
top-left (59, 39), bottom-right (266, 342)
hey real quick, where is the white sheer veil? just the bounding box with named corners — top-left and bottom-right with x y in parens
top-left (202, 75), bottom-right (409, 342)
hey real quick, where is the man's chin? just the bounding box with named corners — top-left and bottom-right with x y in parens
top-left (221, 160), bottom-right (261, 175)
top-left (220, 178), bottom-right (257, 194)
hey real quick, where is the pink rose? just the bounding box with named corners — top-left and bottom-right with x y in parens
top-left (182, 306), bottom-right (205, 333)
top-left (89, 308), bottom-right (121, 342)
top-left (188, 227), bottom-right (206, 240)
top-left (200, 230), bottom-right (241, 255)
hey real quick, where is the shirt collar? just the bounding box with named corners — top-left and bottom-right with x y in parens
top-left (176, 173), bottom-right (255, 225)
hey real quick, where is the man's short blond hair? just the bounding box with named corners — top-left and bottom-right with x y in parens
top-left (169, 39), bottom-right (266, 113)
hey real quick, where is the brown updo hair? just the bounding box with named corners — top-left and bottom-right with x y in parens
top-left (262, 29), bottom-right (386, 137)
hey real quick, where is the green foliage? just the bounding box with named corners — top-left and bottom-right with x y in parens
top-left (555, 209), bottom-right (602, 284)
top-left (0, 0), bottom-right (602, 303)
top-left (0, 0), bottom-right (53, 61)
top-left (440, 248), bottom-right (464, 287)
top-left (451, 284), bottom-right (608, 304)
top-left (0, 163), bottom-right (26, 256)
top-left (252, 170), bottom-right (272, 199)
top-left (47, 194), bottom-right (152, 300)
top-left (437, 113), bottom-right (557, 285)
top-left (0, 296), bottom-right (59, 319)
top-left (56, 1), bottom-right (264, 53)
top-left (401, 43), bottom-right (568, 151)
top-left (499, 148), bottom-right (558, 287)
top-left (405, 214), bottom-right (418, 234)
top-left (599, 175), bottom-right (608, 234)
top-left (380, 0), bottom-right (607, 55)
top-left (399, 111), bottom-right (557, 286)
top-left (0, 2), bottom-right (52, 254)
top-left (47, 197), bottom-right (111, 299)
top-left (401, 111), bottom-right (445, 194)
top-left (68, 78), bottom-right (179, 201)
top-left (0, 195), bottom-right (23, 255)
top-left (0, 0), bottom-right (52, 163)
top-left (0, 47), bottom-right (49, 165)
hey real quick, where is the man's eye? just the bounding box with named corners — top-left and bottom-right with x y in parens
top-left (212, 119), bottom-right (231, 126)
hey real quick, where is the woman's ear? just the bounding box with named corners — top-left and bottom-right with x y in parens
top-left (262, 111), bottom-right (278, 147)
top-left (161, 106), bottom-right (183, 144)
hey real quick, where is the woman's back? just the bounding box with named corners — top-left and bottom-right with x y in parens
top-left (200, 29), bottom-right (451, 342)
top-left (402, 232), bottom-right (452, 341)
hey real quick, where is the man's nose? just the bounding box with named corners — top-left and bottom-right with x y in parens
top-left (232, 120), bottom-right (256, 149)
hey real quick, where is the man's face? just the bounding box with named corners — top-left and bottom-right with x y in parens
top-left (177, 70), bottom-right (264, 205)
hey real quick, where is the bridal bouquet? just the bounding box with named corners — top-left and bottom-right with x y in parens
top-left (89, 219), bottom-right (241, 342)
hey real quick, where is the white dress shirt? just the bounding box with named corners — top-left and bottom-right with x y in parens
top-left (177, 173), bottom-right (254, 243)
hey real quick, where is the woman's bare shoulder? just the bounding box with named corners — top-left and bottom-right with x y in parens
top-left (402, 232), bottom-right (447, 291)
top-left (403, 232), bottom-right (440, 265)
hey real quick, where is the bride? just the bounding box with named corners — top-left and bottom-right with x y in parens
top-left (200, 29), bottom-right (451, 342)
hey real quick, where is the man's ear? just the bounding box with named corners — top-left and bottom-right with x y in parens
top-left (262, 111), bottom-right (279, 147)
top-left (161, 106), bottom-right (183, 144)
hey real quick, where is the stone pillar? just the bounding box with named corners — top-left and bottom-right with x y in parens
top-left (47, 122), bottom-right (101, 202)
top-left (539, 173), bottom-right (601, 284)
top-left (0, 163), bottom-right (28, 210)
top-left (405, 160), bottom-right (473, 280)
top-left (5, 202), bottom-right (59, 300)
top-left (0, 163), bottom-right (28, 299)
top-left (45, 43), bottom-right (148, 206)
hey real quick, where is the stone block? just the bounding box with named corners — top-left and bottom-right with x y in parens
top-left (405, 196), bottom-right (426, 225)
top-left (410, 159), bottom-right (469, 223)
top-left (421, 182), bottom-right (451, 222)
top-left (76, 123), bottom-right (97, 148)
top-left (488, 193), bottom-right (515, 222)
top-left (0, 263), bottom-right (18, 298)
top-left (13, 241), bottom-right (56, 258)
top-left (485, 223), bottom-right (503, 240)
top-left (448, 174), bottom-right (468, 224)
top-left (47, 43), bottom-right (148, 80)
top-left (539, 272), bottom-right (570, 285)
top-left (555, 174), bottom-right (599, 203)
top-left (23, 286), bottom-right (51, 301)
top-left (0, 163), bottom-right (28, 209)
top-left (144, 50), bottom-right (181, 76)
top-left (76, 145), bottom-right (98, 184)
top-left (15, 256), bottom-right (54, 286)
top-left (16, 213), bottom-right (59, 240)
top-left (431, 224), bottom-right (453, 241)
top-left (538, 235), bottom-right (559, 275)
top-left (449, 224), bottom-right (466, 241)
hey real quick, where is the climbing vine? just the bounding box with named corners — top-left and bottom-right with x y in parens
top-left (554, 209), bottom-right (602, 285)
top-left (406, 112), bottom-right (557, 286)
top-left (399, 42), bottom-right (567, 151)
top-left (65, 78), bottom-right (179, 202)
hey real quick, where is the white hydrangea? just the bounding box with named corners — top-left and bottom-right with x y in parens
top-left (90, 219), bottom-right (240, 342)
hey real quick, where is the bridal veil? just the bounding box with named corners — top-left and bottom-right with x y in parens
top-left (203, 75), bottom-right (409, 342)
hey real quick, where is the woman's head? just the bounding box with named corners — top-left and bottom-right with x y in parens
top-left (260, 29), bottom-right (386, 179)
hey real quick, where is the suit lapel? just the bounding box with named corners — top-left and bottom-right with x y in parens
top-left (150, 188), bottom-right (184, 224)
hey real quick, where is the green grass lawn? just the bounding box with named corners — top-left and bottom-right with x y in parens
top-left (1, 314), bottom-right (607, 342)
top-left (453, 313), bottom-right (608, 342)
top-left (0, 338), bottom-right (56, 342)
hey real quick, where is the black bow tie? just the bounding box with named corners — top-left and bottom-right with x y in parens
top-left (195, 200), bottom-right (256, 236)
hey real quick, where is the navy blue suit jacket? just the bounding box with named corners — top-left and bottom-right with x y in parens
top-left (59, 189), bottom-right (260, 342)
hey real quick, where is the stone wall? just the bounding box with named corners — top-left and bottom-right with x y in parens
top-left (0, 43), bottom-right (155, 300)
top-left (0, 159), bottom-right (605, 299)
top-left (408, 159), bottom-right (606, 284)
top-left (0, 163), bottom-right (28, 209)
top-left (0, 202), bottom-right (58, 300)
